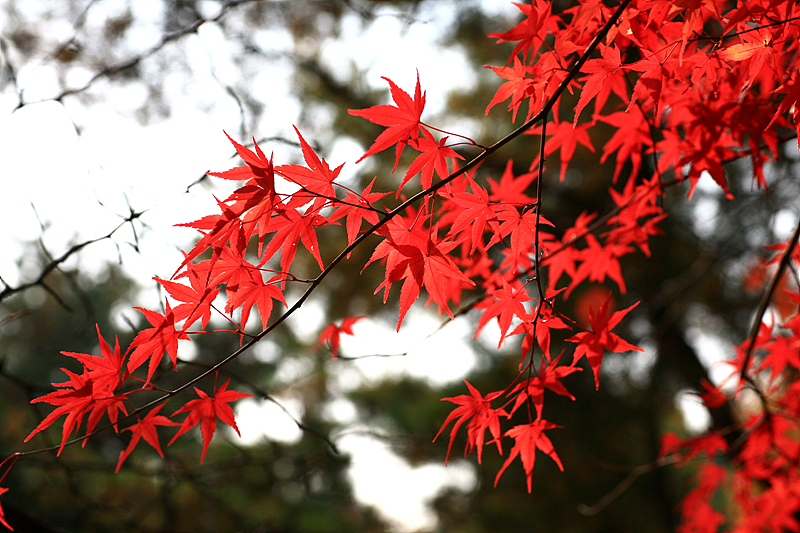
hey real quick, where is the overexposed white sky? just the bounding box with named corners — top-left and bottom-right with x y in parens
top-left (0, 1), bottom-right (518, 530)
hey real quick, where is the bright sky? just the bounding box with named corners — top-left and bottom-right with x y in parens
top-left (0, 1), bottom-right (518, 530)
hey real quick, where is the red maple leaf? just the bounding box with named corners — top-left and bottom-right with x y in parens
top-left (209, 133), bottom-right (277, 243)
top-left (174, 197), bottom-right (246, 277)
top-left (168, 377), bottom-right (252, 463)
top-left (277, 126), bottom-right (344, 211)
top-left (348, 72), bottom-right (425, 167)
top-left (484, 56), bottom-right (535, 122)
top-left (434, 380), bottom-right (508, 464)
top-left (225, 273), bottom-right (287, 331)
top-left (494, 418), bottom-right (563, 493)
top-left (509, 355), bottom-right (582, 419)
top-left (486, 159), bottom-right (536, 205)
top-left (207, 132), bottom-right (278, 246)
top-left (127, 302), bottom-right (189, 384)
top-left (156, 271), bottom-right (220, 331)
top-left (25, 366), bottom-right (128, 456)
top-left (115, 403), bottom-right (177, 472)
top-left (261, 206), bottom-right (330, 273)
top-left (444, 179), bottom-right (499, 255)
top-left (676, 463), bottom-right (727, 533)
top-left (529, 119), bottom-right (595, 182)
top-left (199, 244), bottom-right (260, 301)
top-left (328, 177), bottom-right (390, 249)
top-left (574, 43), bottom-right (626, 126)
top-left (0, 487), bottom-right (11, 530)
top-left (566, 295), bottom-right (642, 389)
top-left (695, 378), bottom-right (728, 410)
top-left (474, 279), bottom-right (533, 348)
top-left (61, 324), bottom-right (125, 395)
top-left (760, 335), bottom-right (800, 381)
top-left (486, 205), bottom-right (555, 273)
top-left (314, 316), bottom-right (364, 358)
top-left (718, 29), bottom-right (776, 87)
top-left (510, 296), bottom-right (570, 363)
top-left (211, 131), bottom-right (275, 184)
top-left (769, 71), bottom-right (800, 149)
top-left (381, 230), bottom-right (474, 330)
top-left (626, 49), bottom-right (675, 125)
top-left (364, 208), bottom-right (431, 302)
top-left (487, 0), bottom-right (558, 61)
top-left (597, 107), bottom-right (653, 185)
top-left (399, 128), bottom-right (463, 193)
top-left (659, 431), bottom-right (729, 465)
top-left (566, 233), bottom-right (631, 297)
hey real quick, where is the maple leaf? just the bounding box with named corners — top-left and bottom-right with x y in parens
top-left (25, 368), bottom-right (93, 455)
top-left (445, 179), bottom-right (500, 254)
top-left (541, 211), bottom-right (596, 289)
top-left (566, 295), bottom-right (642, 389)
top-left (659, 431), bottom-right (729, 465)
top-left (597, 107), bottom-right (653, 185)
top-left (485, 205), bottom-right (555, 273)
top-left (210, 131), bottom-right (275, 183)
top-left (232, 182), bottom-right (281, 256)
top-left (626, 50), bottom-right (674, 125)
top-left (168, 377), bottom-right (252, 463)
top-left (225, 273), bottom-right (287, 331)
top-left (384, 231), bottom-right (475, 330)
top-left (494, 418), bottom-right (563, 493)
top-left (83, 395), bottom-right (129, 443)
top-left (484, 56), bottom-right (534, 122)
top-left (348, 72), bottom-right (425, 167)
top-left (474, 279), bottom-right (533, 348)
top-left (328, 177), bottom-right (390, 249)
top-left (695, 378), bottom-right (728, 409)
top-left (434, 380), bottom-right (508, 464)
top-left (115, 403), bottom-right (177, 472)
top-left (24, 366), bottom-right (127, 456)
top-left (769, 71), bottom-right (800, 149)
top-left (364, 208), bottom-right (431, 298)
top-left (529, 119), bottom-right (595, 182)
top-left (718, 29), bottom-right (776, 88)
top-left (127, 302), bottom-right (189, 384)
top-left (759, 334), bottom-right (800, 381)
top-left (314, 316), bottom-right (364, 358)
top-left (174, 197), bottom-right (246, 277)
top-left (206, 132), bottom-right (278, 244)
top-left (277, 127), bottom-right (344, 211)
top-left (574, 43), bottom-right (626, 126)
top-left (156, 272), bottom-right (220, 331)
top-left (399, 128), bottom-right (463, 193)
top-left (605, 183), bottom-right (666, 257)
top-left (61, 324), bottom-right (125, 395)
top-left (566, 233), bottom-right (631, 297)
top-left (509, 355), bottom-right (582, 419)
top-left (261, 206), bottom-right (330, 273)
top-left (486, 159), bottom-right (536, 205)
top-left (201, 244), bottom-right (262, 301)
top-left (487, 0), bottom-right (558, 61)
top-left (677, 463), bottom-right (727, 533)
top-left (510, 296), bottom-right (570, 363)
top-left (0, 487), bottom-right (11, 531)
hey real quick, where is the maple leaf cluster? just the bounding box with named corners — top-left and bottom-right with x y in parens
top-left (2, 0), bottom-right (800, 529)
top-left (19, 323), bottom-right (251, 472)
top-left (656, 236), bottom-right (800, 531)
